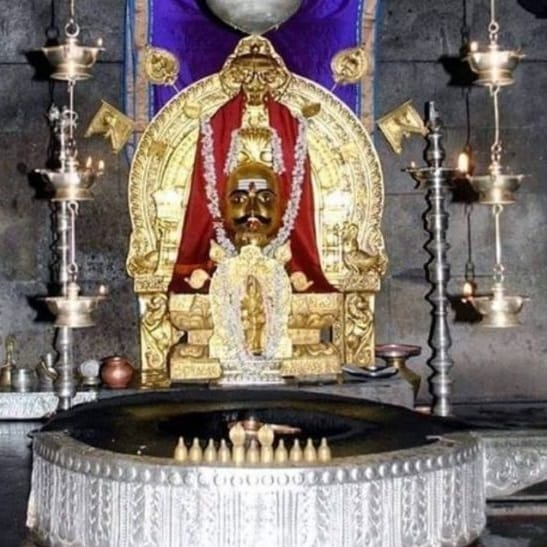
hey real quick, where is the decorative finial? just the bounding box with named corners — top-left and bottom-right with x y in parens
top-left (230, 423), bottom-right (246, 465)
top-left (424, 101), bottom-right (446, 169)
top-left (258, 425), bottom-right (275, 464)
top-left (218, 439), bottom-right (231, 463)
top-left (204, 439), bottom-right (217, 463)
top-left (246, 439), bottom-right (260, 464)
top-left (274, 439), bottom-right (288, 463)
top-left (304, 439), bottom-right (317, 463)
top-left (173, 437), bottom-right (188, 462)
top-left (189, 438), bottom-right (203, 463)
top-left (289, 439), bottom-right (303, 462)
top-left (318, 438), bottom-right (332, 462)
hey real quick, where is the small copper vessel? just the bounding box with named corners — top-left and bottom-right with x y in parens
top-left (100, 356), bottom-right (134, 389)
top-left (375, 343), bottom-right (422, 397)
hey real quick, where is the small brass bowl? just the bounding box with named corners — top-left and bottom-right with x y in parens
top-left (45, 294), bottom-right (105, 328)
top-left (45, 283), bottom-right (106, 328)
top-left (37, 165), bottom-right (103, 201)
top-left (43, 37), bottom-right (103, 81)
top-left (466, 45), bottom-right (524, 87)
top-left (404, 166), bottom-right (457, 190)
top-left (470, 286), bottom-right (528, 328)
top-left (469, 171), bottom-right (524, 205)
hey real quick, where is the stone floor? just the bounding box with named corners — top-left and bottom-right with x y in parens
top-left (2, 403), bottom-right (547, 546)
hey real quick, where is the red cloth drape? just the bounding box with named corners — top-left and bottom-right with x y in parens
top-left (168, 93), bottom-right (335, 293)
top-left (266, 98), bottom-right (334, 292)
top-left (168, 93), bottom-right (244, 292)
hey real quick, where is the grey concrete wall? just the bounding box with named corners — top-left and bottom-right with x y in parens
top-left (0, 1), bottom-right (545, 404)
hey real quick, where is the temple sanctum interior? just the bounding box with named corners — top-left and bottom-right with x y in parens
top-left (2, 1), bottom-right (547, 546)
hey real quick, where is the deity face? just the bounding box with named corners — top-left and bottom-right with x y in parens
top-left (224, 162), bottom-right (282, 248)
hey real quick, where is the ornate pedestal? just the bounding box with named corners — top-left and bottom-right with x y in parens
top-left (127, 36), bottom-right (387, 387)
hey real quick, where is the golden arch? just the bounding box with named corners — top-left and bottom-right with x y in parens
top-left (126, 37), bottom-right (386, 385)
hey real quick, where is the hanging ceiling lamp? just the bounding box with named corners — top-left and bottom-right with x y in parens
top-left (465, 0), bottom-right (528, 327)
top-left (42, 0), bottom-right (103, 81)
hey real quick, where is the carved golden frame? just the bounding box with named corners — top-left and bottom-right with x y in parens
top-left (127, 38), bottom-right (386, 386)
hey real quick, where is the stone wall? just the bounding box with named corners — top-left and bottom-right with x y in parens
top-left (374, 1), bottom-right (547, 403)
top-left (0, 1), bottom-right (136, 370)
top-left (0, 1), bottom-right (545, 404)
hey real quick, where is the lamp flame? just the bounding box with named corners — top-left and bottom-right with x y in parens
top-left (458, 151), bottom-right (470, 174)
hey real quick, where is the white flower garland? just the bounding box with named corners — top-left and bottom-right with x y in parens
top-left (223, 129), bottom-right (241, 176)
top-left (271, 129), bottom-right (286, 175)
top-left (200, 114), bottom-right (307, 368)
top-left (263, 120), bottom-right (307, 257)
top-left (200, 118), bottom-right (237, 256)
top-left (200, 114), bottom-right (307, 257)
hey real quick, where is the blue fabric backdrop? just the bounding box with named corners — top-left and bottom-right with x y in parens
top-left (148, 0), bottom-right (367, 114)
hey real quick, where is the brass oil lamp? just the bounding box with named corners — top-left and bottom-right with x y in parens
top-left (465, 0), bottom-right (523, 88)
top-left (405, 102), bottom-right (458, 417)
top-left (468, 86), bottom-right (526, 206)
top-left (45, 282), bottom-right (107, 329)
top-left (465, 0), bottom-right (528, 327)
top-left (469, 204), bottom-right (528, 327)
top-left (42, 0), bottom-right (103, 81)
top-left (37, 104), bottom-right (104, 201)
top-left (466, 40), bottom-right (523, 88)
top-left (35, 0), bottom-right (107, 410)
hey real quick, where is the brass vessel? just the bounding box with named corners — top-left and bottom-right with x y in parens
top-left (45, 282), bottom-right (106, 328)
top-left (466, 42), bottom-right (524, 87)
top-left (375, 343), bottom-right (422, 397)
top-left (0, 335), bottom-right (16, 389)
top-left (471, 283), bottom-right (528, 328)
top-left (43, 36), bottom-right (103, 81)
top-left (469, 168), bottom-right (524, 205)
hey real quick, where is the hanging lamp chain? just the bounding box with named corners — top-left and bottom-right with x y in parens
top-left (464, 203), bottom-right (476, 282)
top-left (488, 0), bottom-right (499, 44)
top-left (489, 85), bottom-right (502, 167)
top-left (65, 0), bottom-right (80, 37)
top-left (492, 203), bottom-right (504, 284)
top-left (67, 201), bottom-right (79, 282)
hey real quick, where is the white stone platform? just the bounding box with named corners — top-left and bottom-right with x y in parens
top-left (0, 375), bottom-right (414, 419)
top-left (0, 391), bottom-right (98, 420)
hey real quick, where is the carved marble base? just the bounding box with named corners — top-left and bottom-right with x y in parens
top-left (477, 429), bottom-right (547, 499)
top-left (0, 391), bottom-right (97, 419)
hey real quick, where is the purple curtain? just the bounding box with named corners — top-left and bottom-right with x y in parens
top-left (148, 0), bottom-right (368, 115)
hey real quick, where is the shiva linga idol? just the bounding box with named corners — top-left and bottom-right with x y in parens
top-left (127, 35), bottom-right (388, 387)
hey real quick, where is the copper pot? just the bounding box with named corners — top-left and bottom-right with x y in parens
top-left (100, 356), bottom-right (134, 389)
